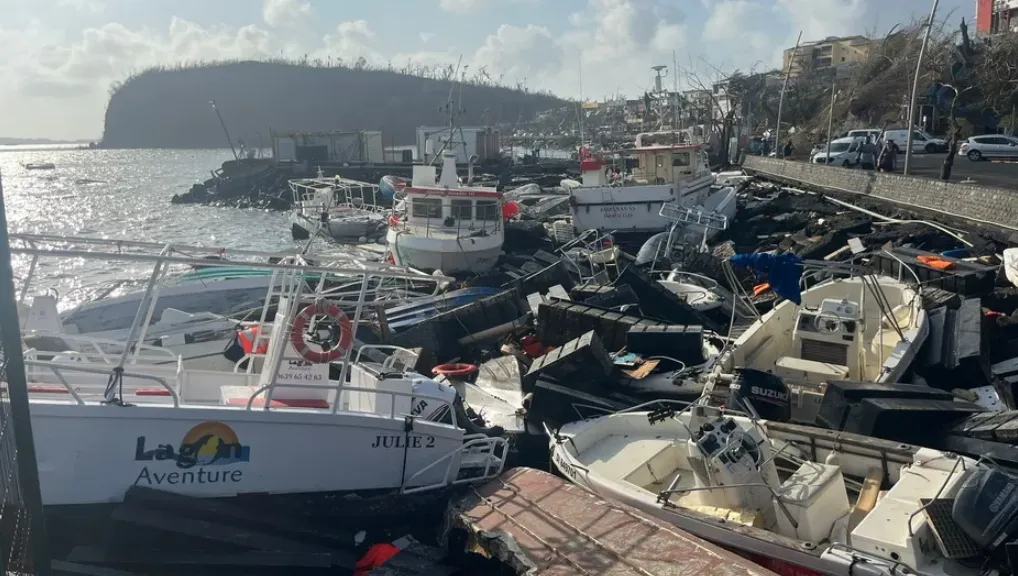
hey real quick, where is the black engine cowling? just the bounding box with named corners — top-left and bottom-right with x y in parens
top-left (728, 369), bottom-right (791, 422)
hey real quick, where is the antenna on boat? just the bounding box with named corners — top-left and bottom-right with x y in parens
top-left (430, 55), bottom-right (466, 167)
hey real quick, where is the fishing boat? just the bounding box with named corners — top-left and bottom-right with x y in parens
top-left (385, 152), bottom-right (504, 274)
top-left (568, 133), bottom-right (737, 239)
top-left (289, 170), bottom-right (386, 241)
top-left (550, 402), bottom-right (1016, 576)
top-left (25, 162), bottom-right (56, 170)
top-left (707, 254), bottom-right (928, 425)
top-left (9, 235), bottom-right (508, 516)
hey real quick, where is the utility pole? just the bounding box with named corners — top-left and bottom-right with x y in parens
top-left (673, 50), bottom-right (680, 132)
top-left (904, 0), bottom-right (940, 175)
top-left (825, 80), bottom-right (837, 164)
top-left (776, 31), bottom-right (802, 158)
top-left (209, 100), bottom-right (239, 161)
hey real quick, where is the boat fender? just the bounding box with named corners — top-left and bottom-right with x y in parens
top-left (289, 300), bottom-right (353, 364)
top-left (354, 536), bottom-right (413, 576)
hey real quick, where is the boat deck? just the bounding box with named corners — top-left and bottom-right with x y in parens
top-left (451, 467), bottom-right (776, 576)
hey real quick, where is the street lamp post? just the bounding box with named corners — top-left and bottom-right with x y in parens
top-left (825, 80), bottom-right (838, 164)
top-left (903, 0), bottom-right (940, 176)
top-left (776, 31), bottom-right (803, 158)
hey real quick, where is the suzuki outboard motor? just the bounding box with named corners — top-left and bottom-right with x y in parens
top-left (728, 369), bottom-right (791, 422)
top-left (953, 467), bottom-right (1018, 555)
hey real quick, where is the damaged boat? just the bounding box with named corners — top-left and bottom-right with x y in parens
top-left (568, 131), bottom-right (737, 241)
top-left (708, 254), bottom-right (928, 424)
top-left (550, 402), bottom-right (1018, 576)
top-left (288, 170), bottom-right (386, 241)
top-left (385, 152), bottom-right (504, 274)
top-left (10, 235), bottom-right (509, 516)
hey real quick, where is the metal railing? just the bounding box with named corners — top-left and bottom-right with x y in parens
top-left (20, 358), bottom-right (180, 407)
top-left (0, 172), bottom-right (50, 575)
top-left (402, 434), bottom-right (508, 494)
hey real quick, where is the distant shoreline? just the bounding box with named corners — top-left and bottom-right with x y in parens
top-left (0, 138), bottom-right (94, 146)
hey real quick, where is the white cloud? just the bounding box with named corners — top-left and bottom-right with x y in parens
top-left (775, 0), bottom-right (874, 41)
top-left (56, 0), bottom-right (105, 14)
top-left (420, 32), bottom-right (436, 44)
top-left (471, 25), bottom-right (563, 84)
top-left (321, 20), bottom-right (381, 64)
top-left (439, 0), bottom-right (483, 13)
top-left (703, 0), bottom-right (776, 70)
top-left (262, 0), bottom-right (311, 28)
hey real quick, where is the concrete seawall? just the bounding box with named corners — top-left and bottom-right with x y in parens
top-left (741, 156), bottom-right (1018, 233)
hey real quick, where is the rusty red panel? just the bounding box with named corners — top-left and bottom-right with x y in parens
top-left (976, 0), bottom-right (993, 33)
top-left (454, 467), bottom-right (778, 576)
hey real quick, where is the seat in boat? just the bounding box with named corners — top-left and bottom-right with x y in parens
top-left (773, 461), bottom-right (851, 543)
top-left (220, 385), bottom-right (330, 409)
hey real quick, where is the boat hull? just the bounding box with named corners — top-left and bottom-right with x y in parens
top-left (30, 402), bottom-right (470, 507)
top-left (569, 176), bottom-right (714, 234)
top-left (290, 211), bottom-right (382, 241)
top-left (386, 230), bottom-right (502, 274)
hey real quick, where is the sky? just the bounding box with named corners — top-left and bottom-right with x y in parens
top-left (0, 0), bottom-right (973, 140)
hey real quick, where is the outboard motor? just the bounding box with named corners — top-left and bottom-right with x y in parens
top-left (728, 368), bottom-right (791, 422)
top-left (409, 375), bottom-right (505, 438)
top-left (953, 467), bottom-right (1018, 565)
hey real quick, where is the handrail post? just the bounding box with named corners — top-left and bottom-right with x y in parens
top-left (332, 273), bottom-right (371, 414)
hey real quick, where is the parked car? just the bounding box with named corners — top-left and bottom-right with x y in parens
top-left (812, 137), bottom-right (864, 167)
top-left (845, 129), bottom-right (883, 144)
top-left (959, 135), bottom-right (1018, 161)
top-left (881, 129), bottom-right (947, 153)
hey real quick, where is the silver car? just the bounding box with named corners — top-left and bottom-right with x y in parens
top-left (960, 135), bottom-right (1018, 161)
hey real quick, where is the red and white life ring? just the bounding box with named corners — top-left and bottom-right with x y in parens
top-left (289, 300), bottom-right (354, 364)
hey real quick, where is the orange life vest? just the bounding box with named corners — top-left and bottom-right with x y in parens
top-left (237, 327), bottom-right (268, 355)
top-left (353, 543), bottom-right (400, 575)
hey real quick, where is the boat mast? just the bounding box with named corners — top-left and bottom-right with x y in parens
top-left (577, 55), bottom-right (584, 152)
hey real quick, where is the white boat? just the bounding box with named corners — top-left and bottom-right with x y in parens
top-left (9, 235), bottom-right (508, 513)
top-left (657, 270), bottom-right (724, 313)
top-left (708, 263), bottom-right (928, 425)
top-left (551, 402), bottom-right (1011, 576)
top-left (568, 132), bottom-right (737, 237)
top-left (385, 152), bottom-right (504, 274)
top-left (289, 171), bottom-right (386, 241)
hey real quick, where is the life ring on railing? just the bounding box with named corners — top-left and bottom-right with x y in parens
top-left (237, 326), bottom-right (269, 355)
top-left (432, 363), bottom-right (479, 379)
top-left (289, 300), bottom-right (353, 364)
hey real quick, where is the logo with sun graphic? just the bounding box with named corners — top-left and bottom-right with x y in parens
top-left (134, 421), bottom-right (250, 470)
top-left (176, 422), bottom-right (250, 469)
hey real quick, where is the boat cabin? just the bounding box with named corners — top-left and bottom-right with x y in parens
top-left (628, 131), bottom-right (710, 187)
top-left (396, 155), bottom-right (502, 234)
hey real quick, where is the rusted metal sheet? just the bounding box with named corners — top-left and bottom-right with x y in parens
top-left (448, 467), bottom-right (778, 576)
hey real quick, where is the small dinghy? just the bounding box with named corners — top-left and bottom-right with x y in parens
top-left (289, 170), bottom-right (387, 241)
top-left (25, 162), bottom-right (56, 170)
top-left (708, 254), bottom-right (928, 424)
top-left (656, 270), bottom-right (724, 313)
top-left (551, 402), bottom-right (1015, 576)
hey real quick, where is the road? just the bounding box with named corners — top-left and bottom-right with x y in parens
top-left (794, 152), bottom-right (1018, 191)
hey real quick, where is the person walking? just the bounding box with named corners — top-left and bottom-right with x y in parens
top-left (857, 136), bottom-right (876, 170)
top-left (782, 140), bottom-right (794, 159)
top-left (877, 140), bottom-right (894, 172)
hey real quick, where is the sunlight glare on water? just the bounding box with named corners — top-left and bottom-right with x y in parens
top-left (1, 147), bottom-right (301, 310)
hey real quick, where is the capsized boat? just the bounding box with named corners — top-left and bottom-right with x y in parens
top-left (9, 234), bottom-right (508, 514)
top-left (385, 152), bottom-right (504, 274)
top-left (551, 402), bottom-right (1017, 576)
top-left (289, 170), bottom-right (386, 241)
top-left (708, 254), bottom-right (928, 424)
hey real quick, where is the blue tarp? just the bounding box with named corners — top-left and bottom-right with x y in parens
top-left (730, 253), bottom-right (805, 305)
